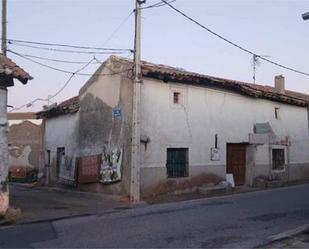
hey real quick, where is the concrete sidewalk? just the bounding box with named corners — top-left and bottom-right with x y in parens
top-left (9, 183), bottom-right (129, 224)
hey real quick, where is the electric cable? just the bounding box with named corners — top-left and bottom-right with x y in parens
top-left (161, 0), bottom-right (309, 77)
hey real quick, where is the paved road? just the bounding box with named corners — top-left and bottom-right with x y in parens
top-left (1, 184), bottom-right (309, 248)
top-left (9, 184), bottom-right (125, 223)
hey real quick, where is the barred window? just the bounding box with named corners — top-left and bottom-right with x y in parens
top-left (272, 148), bottom-right (285, 170)
top-left (166, 148), bottom-right (188, 178)
top-left (173, 92), bottom-right (181, 104)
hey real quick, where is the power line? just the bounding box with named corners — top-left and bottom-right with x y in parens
top-left (9, 58), bottom-right (94, 112)
top-left (9, 42), bottom-right (133, 54)
top-left (11, 52), bottom-right (101, 64)
top-left (8, 49), bottom-right (133, 76)
top-left (101, 10), bottom-right (135, 47)
top-left (161, 0), bottom-right (309, 77)
top-left (48, 58), bottom-right (94, 101)
top-left (6, 38), bottom-right (131, 51)
top-left (141, 0), bottom-right (176, 10)
top-left (9, 57), bottom-right (134, 112)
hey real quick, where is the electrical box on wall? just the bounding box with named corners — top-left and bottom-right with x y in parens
top-left (211, 147), bottom-right (220, 161)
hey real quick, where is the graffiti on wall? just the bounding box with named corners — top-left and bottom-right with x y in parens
top-left (59, 156), bottom-right (77, 185)
top-left (100, 147), bottom-right (122, 184)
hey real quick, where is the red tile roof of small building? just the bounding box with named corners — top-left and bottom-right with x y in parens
top-left (36, 96), bottom-right (79, 118)
top-left (0, 54), bottom-right (33, 84)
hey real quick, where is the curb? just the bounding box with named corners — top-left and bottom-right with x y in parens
top-left (257, 224), bottom-right (309, 248)
top-left (0, 205), bottom-right (135, 228)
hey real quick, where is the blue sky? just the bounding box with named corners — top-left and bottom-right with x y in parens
top-left (6, 0), bottom-right (309, 111)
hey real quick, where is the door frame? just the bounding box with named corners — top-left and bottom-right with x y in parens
top-left (226, 143), bottom-right (247, 185)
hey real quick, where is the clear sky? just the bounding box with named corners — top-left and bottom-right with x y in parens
top-left (6, 0), bottom-right (309, 112)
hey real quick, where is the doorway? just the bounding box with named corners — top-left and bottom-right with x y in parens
top-left (226, 143), bottom-right (247, 185)
top-left (56, 147), bottom-right (65, 178)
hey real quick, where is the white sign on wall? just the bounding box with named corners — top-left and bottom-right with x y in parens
top-left (211, 147), bottom-right (220, 161)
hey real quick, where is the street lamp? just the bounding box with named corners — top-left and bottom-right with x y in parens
top-left (302, 12), bottom-right (309, 20)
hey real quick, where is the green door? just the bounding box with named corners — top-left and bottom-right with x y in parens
top-left (166, 148), bottom-right (188, 178)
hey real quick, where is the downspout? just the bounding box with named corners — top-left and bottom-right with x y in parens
top-left (41, 117), bottom-right (49, 186)
top-left (307, 106), bottom-right (309, 136)
top-left (286, 137), bottom-right (290, 182)
top-left (268, 134), bottom-right (272, 180)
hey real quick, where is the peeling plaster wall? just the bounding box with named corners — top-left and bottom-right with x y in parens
top-left (77, 60), bottom-right (133, 195)
top-left (8, 121), bottom-right (43, 173)
top-left (44, 59), bottom-right (133, 195)
top-left (140, 78), bottom-right (309, 191)
top-left (45, 114), bottom-right (78, 182)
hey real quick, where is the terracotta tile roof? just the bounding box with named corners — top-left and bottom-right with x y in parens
top-left (36, 96), bottom-right (79, 118)
top-left (0, 54), bottom-right (33, 84)
top-left (38, 56), bottom-right (309, 119)
top-left (111, 56), bottom-right (309, 107)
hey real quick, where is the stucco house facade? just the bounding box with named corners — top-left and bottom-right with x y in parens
top-left (38, 56), bottom-right (309, 197)
top-left (7, 113), bottom-right (43, 181)
top-left (0, 54), bottom-right (32, 214)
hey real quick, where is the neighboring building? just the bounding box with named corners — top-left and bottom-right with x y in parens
top-left (7, 112), bottom-right (43, 179)
top-left (37, 56), bottom-right (309, 197)
top-left (0, 54), bottom-right (32, 214)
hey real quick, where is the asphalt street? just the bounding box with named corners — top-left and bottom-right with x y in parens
top-left (1, 183), bottom-right (309, 248)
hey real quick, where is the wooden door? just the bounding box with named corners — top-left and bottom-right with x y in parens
top-left (226, 144), bottom-right (246, 185)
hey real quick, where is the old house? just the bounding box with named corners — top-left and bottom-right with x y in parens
top-left (7, 112), bottom-right (43, 181)
top-left (0, 54), bottom-right (32, 214)
top-left (38, 56), bottom-right (309, 197)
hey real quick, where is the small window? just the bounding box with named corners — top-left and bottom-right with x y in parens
top-left (274, 107), bottom-right (280, 119)
top-left (166, 148), bottom-right (188, 178)
top-left (272, 148), bottom-right (285, 170)
top-left (173, 92), bottom-right (181, 104)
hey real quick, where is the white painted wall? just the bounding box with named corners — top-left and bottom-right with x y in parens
top-left (0, 87), bottom-right (9, 214)
top-left (140, 78), bottom-right (309, 183)
top-left (45, 114), bottom-right (78, 158)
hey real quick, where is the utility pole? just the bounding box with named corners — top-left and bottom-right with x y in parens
top-left (0, 0), bottom-right (8, 215)
top-left (1, 0), bottom-right (6, 55)
top-left (130, 0), bottom-right (144, 202)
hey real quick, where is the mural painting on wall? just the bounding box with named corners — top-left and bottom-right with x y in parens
top-left (100, 147), bottom-right (123, 184)
top-left (59, 156), bottom-right (77, 185)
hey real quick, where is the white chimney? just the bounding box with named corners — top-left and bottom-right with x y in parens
top-left (275, 75), bottom-right (285, 94)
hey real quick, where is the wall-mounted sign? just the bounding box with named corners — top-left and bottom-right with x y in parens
top-left (254, 123), bottom-right (272, 134)
top-left (211, 147), bottom-right (220, 161)
top-left (100, 148), bottom-right (122, 184)
top-left (112, 108), bottom-right (122, 118)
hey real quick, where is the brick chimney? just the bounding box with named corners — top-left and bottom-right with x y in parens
top-left (275, 75), bottom-right (285, 94)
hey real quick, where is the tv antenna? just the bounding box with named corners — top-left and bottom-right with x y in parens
top-left (252, 54), bottom-right (270, 84)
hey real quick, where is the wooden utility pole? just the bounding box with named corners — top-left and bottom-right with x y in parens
top-left (0, 0), bottom-right (8, 215)
top-left (1, 0), bottom-right (6, 55)
top-left (130, 0), bottom-right (144, 202)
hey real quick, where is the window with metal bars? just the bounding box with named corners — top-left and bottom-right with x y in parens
top-left (173, 92), bottom-right (181, 104)
top-left (272, 148), bottom-right (285, 170)
top-left (166, 148), bottom-right (188, 178)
